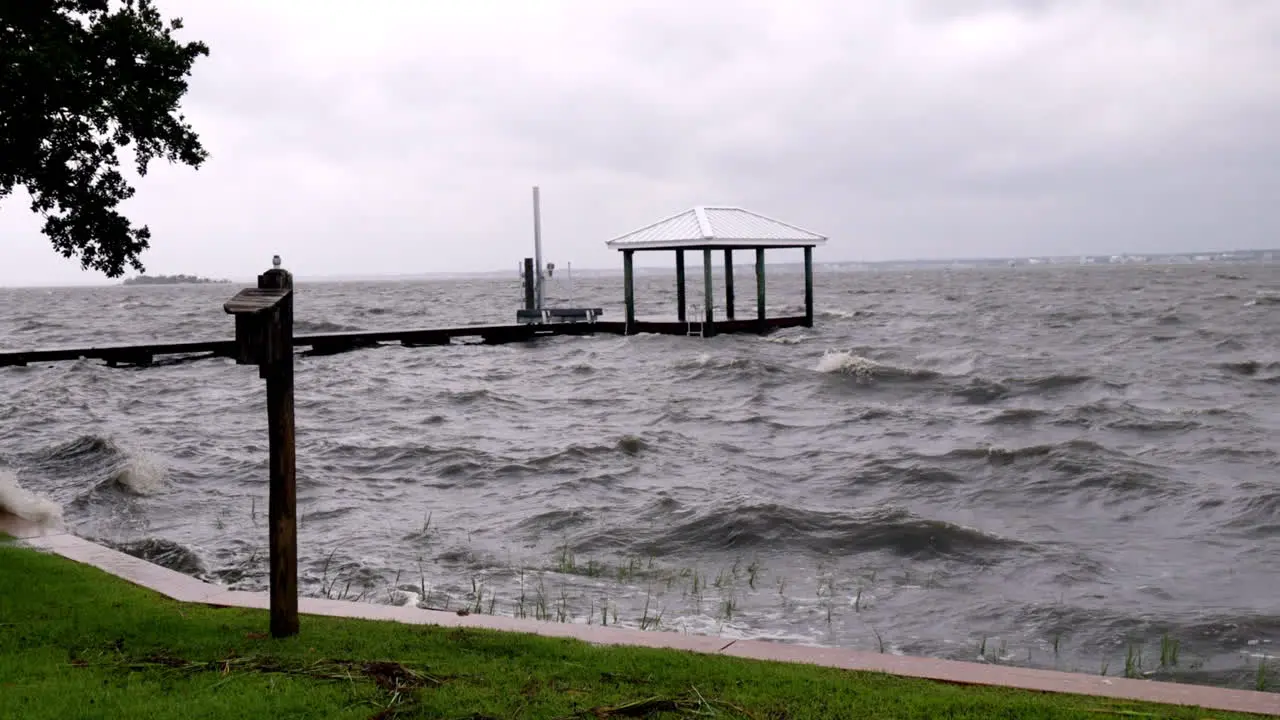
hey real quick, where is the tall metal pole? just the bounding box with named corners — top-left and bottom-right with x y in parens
top-left (533, 186), bottom-right (544, 310)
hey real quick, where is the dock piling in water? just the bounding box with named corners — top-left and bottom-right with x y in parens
top-left (522, 258), bottom-right (536, 311)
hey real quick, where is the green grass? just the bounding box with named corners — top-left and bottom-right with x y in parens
top-left (0, 544), bottom-right (1269, 720)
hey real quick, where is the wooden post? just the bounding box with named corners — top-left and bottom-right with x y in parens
top-left (623, 250), bottom-right (636, 330)
top-left (260, 267), bottom-right (297, 640)
top-left (755, 248), bottom-right (766, 327)
top-left (523, 258), bottom-right (535, 310)
top-left (223, 259), bottom-right (298, 639)
top-left (702, 248), bottom-right (715, 336)
top-left (675, 249), bottom-right (686, 323)
top-left (803, 246), bottom-right (814, 328)
top-left (723, 248), bottom-right (735, 321)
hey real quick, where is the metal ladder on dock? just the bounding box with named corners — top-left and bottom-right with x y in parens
top-left (686, 304), bottom-right (704, 337)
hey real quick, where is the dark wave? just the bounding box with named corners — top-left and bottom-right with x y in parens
top-left (1217, 359), bottom-right (1279, 376)
top-left (1020, 373), bottom-right (1096, 391)
top-left (1064, 400), bottom-right (1204, 433)
top-left (30, 434), bottom-right (118, 463)
top-left (931, 439), bottom-right (1181, 499)
top-left (611, 503), bottom-right (1028, 560)
top-left (951, 372), bottom-right (1098, 404)
top-left (1224, 491), bottom-right (1280, 537)
top-left (514, 508), bottom-right (594, 534)
top-left (295, 319), bottom-right (363, 333)
top-left (441, 388), bottom-right (523, 408)
top-left (106, 537), bottom-right (209, 579)
top-left (852, 459), bottom-right (969, 493)
top-left (530, 437), bottom-right (649, 468)
top-left (15, 318), bottom-right (64, 333)
top-left (982, 408), bottom-right (1050, 425)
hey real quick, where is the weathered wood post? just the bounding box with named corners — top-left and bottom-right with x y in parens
top-left (723, 248), bottom-right (735, 321)
top-left (803, 246), bottom-right (814, 328)
top-left (675, 249), bottom-right (687, 323)
top-left (523, 257), bottom-right (536, 310)
top-left (223, 257), bottom-right (298, 639)
top-left (755, 248), bottom-right (767, 328)
top-left (623, 250), bottom-right (636, 330)
top-left (702, 248), bottom-right (716, 337)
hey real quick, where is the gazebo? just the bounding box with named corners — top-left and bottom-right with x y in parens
top-left (605, 206), bottom-right (828, 336)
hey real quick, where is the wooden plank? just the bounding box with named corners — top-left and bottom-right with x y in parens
top-left (224, 287), bottom-right (290, 315)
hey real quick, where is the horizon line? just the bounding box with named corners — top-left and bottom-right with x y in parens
top-left (4, 246), bottom-right (1278, 289)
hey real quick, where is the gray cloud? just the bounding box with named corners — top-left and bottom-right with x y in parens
top-left (3, 0), bottom-right (1278, 285)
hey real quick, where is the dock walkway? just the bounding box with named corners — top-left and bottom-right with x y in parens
top-left (0, 317), bottom-right (810, 368)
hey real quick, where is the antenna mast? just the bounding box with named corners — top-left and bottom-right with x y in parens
top-left (532, 186), bottom-right (544, 309)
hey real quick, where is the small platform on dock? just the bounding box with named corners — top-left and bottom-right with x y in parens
top-left (515, 307), bottom-right (604, 324)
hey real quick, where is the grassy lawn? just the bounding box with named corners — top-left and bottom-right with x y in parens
top-left (0, 542), bottom-right (1269, 719)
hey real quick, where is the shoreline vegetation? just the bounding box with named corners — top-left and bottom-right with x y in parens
top-left (121, 273), bottom-right (230, 286)
top-left (186, 511), bottom-right (1275, 697)
top-left (1, 541), bottom-right (1271, 719)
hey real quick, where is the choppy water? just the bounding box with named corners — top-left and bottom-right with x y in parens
top-left (2, 263), bottom-right (1279, 691)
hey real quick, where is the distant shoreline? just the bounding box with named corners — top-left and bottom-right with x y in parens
top-left (121, 274), bottom-right (231, 286)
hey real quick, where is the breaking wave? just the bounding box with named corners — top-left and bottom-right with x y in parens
top-left (0, 470), bottom-right (62, 526)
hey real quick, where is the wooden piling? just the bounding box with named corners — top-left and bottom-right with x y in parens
top-left (259, 267), bottom-right (298, 639)
top-left (703, 248), bottom-right (715, 336)
top-left (803, 246), bottom-right (814, 327)
top-left (623, 250), bottom-right (636, 329)
top-left (523, 258), bottom-right (535, 310)
top-left (723, 248), bottom-right (735, 321)
top-left (755, 248), bottom-right (766, 326)
top-left (224, 262), bottom-right (298, 639)
top-left (675, 249), bottom-right (686, 323)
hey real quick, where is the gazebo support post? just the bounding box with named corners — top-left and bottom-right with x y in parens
top-left (804, 246), bottom-right (814, 327)
top-left (703, 248), bottom-right (716, 337)
top-left (755, 248), bottom-right (766, 329)
top-left (675, 249), bottom-right (686, 323)
top-left (623, 250), bottom-right (636, 331)
top-left (724, 248), bottom-right (735, 321)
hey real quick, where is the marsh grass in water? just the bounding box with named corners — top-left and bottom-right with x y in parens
top-left (209, 526), bottom-right (1278, 697)
top-left (5, 542), bottom-right (1275, 720)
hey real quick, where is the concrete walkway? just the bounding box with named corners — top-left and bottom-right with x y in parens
top-left (3, 511), bottom-right (1277, 717)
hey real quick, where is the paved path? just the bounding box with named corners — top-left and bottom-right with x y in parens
top-left (3, 511), bottom-right (1276, 716)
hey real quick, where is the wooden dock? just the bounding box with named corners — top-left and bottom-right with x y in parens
top-left (1, 201), bottom-right (831, 370)
top-left (0, 316), bottom-right (811, 368)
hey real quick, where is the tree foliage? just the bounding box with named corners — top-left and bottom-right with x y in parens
top-left (0, 0), bottom-right (208, 277)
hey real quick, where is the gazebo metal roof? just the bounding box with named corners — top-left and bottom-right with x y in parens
top-left (605, 206), bottom-right (828, 251)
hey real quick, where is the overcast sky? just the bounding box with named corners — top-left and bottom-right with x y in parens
top-left (3, 0), bottom-right (1279, 286)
